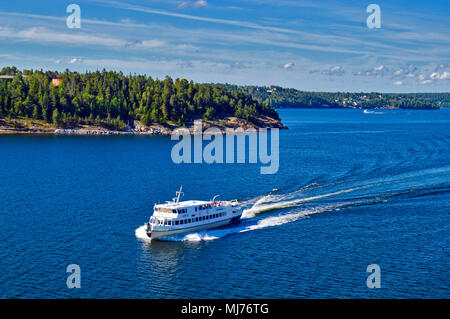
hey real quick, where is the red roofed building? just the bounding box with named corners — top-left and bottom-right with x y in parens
top-left (52, 78), bottom-right (62, 86)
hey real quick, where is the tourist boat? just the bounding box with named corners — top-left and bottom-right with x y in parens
top-left (146, 186), bottom-right (242, 240)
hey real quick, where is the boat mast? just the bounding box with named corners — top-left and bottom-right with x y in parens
top-left (175, 185), bottom-right (183, 203)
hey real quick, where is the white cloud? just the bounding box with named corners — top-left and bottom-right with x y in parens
top-left (326, 65), bottom-right (344, 75)
top-left (362, 65), bottom-right (390, 77)
top-left (393, 81), bottom-right (403, 85)
top-left (68, 58), bottom-right (82, 64)
top-left (175, 0), bottom-right (208, 10)
top-left (0, 26), bottom-right (124, 47)
top-left (283, 62), bottom-right (295, 70)
top-left (430, 71), bottom-right (450, 80)
top-left (0, 26), bottom-right (192, 55)
top-left (440, 71), bottom-right (450, 80)
top-left (125, 39), bottom-right (166, 49)
top-left (420, 79), bottom-right (433, 84)
top-left (310, 65), bottom-right (344, 76)
top-left (430, 72), bottom-right (439, 79)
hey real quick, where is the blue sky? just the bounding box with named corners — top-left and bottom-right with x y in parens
top-left (0, 0), bottom-right (449, 92)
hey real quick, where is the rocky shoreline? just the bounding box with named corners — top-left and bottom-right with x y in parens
top-left (0, 116), bottom-right (287, 136)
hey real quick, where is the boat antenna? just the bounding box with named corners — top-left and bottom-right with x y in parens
top-left (174, 185), bottom-right (183, 203)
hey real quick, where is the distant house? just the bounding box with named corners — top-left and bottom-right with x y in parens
top-left (52, 78), bottom-right (63, 86)
top-left (0, 74), bottom-right (28, 81)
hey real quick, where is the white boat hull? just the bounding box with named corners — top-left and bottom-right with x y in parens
top-left (147, 216), bottom-right (240, 240)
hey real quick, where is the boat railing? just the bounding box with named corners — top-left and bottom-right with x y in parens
top-left (213, 199), bottom-right (238, 207)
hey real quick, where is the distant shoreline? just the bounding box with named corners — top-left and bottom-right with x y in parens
top-left (275, 106), bottom-right (443, 110)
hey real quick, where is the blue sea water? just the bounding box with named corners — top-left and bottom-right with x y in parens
top-left (0, 108), bottom-right (449, 298)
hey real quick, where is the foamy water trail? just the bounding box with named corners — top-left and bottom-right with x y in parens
top-left (240, 204), bottom-right (344, 233)
top-left (162, 203), bottom-right (347, 242)
top-left (241, 185), bottom-right (370, 218)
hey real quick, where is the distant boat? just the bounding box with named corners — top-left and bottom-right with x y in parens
top-left (363, 109), bottom-right (384, 114)
top-left (145, 186), bottom-right (242, 240)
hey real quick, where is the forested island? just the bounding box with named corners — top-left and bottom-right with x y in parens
top-left (0, 66), bottom-right (283, 134)
top-left (1, 66), bottom-right (448, 135)
top-left (219, 84), bottom-right (450, 109)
